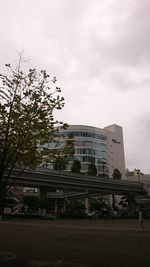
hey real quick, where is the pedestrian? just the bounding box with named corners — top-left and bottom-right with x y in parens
top-left (138, 208), bottom-right (143, 230)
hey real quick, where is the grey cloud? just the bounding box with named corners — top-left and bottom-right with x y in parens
top-left (138, 112), bottom-right (150, 137)
top-left (0, 0), bottom-right (150, 173)
top-left (70, 0), bottom-right (150, 87)
top-left (104, 1), bottom-right (150, 66)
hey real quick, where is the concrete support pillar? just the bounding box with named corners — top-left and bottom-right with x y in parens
top-left (54, 199), bottom-right (58, 213)
top-left (40, 187), bottom-right (47, 216)
top-left (40, 187), bottom-right (47, 201)
top-left (64, 199), bottom-right (66, 211)
top-left (85, 197), bottom-right (90, 214)
top-left (63, 199), bottom-right (66, 214)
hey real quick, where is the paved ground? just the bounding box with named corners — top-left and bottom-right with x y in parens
top-left (0, 218), bottom-right (150, 267)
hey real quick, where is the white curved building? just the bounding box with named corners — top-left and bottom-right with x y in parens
top-left (59, 124), bottom-right (126, 179)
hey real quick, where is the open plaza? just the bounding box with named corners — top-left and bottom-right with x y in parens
top-left (0, 218), bottom-right (150, 267)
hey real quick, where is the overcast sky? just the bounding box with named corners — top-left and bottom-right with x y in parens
top-left (0, 0), bottom-right (150, 173)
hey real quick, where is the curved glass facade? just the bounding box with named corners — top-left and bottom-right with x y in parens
top-left (60, 125), bottom-right (109, 176)
top-left (62, 130), bottom-right (107, 141)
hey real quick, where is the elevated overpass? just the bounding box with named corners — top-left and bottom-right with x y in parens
top-left (4, 168), bottom-right (146, 196)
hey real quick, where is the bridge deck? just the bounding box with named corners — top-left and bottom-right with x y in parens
top-left (4, 168), bottom-right (146, 195)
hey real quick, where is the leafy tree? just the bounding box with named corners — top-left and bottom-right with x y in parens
top-left (90, 197), bottom-right (108, 213)
top-left (67, 199), bottom-right (85, 210)
top-left (88, 163), bottom-right (97, 176)
top-left (71, 159), bottom-right (81, 174)
top-left (63, 136), bottom-right (74, 157)
top-left (119, 193), bottom-right (136, 216)
top-left (66, 199), bottom-right (85, 218)
top-left (0, 53), bottom-right (67, 216)
top-left (40, 198), bottom-right (55, 212)
top-left (53, 137), bottom-right (74, 171)
top-left (23, 196), bottom-right (40, 214)
top-left (112, 168), bottom-right (122, 179)
top-left (53, 156), bottom-right (67, 171)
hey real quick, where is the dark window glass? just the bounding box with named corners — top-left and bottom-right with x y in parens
top-left (62, 130), bottom-right (107, 141)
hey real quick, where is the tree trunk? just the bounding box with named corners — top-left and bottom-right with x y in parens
top-left (0, 176), bottom-right (6, 219)
top-left (0, 190), bottom-right (5, 219)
